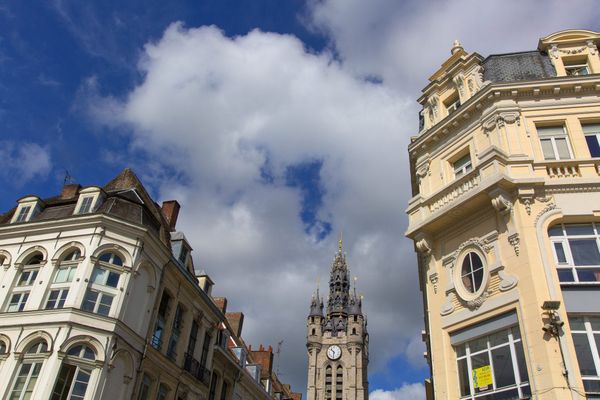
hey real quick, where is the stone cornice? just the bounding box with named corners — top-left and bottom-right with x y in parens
top-left (410, 74), bottom-right (600, 156)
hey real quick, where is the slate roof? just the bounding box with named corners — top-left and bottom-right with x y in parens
top-left (0, 168), bottom-right (172, 247)
top-left (483, 51), bottom-right (556, 83)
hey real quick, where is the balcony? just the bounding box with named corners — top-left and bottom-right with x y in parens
top-left (183, 352), bottom-right (211, 386)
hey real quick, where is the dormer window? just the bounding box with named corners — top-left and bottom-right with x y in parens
top-left (453, 154), bottom-right (472, 179)
top-left (564, 58), bottom-right (590, 76)
top-left (78, 196), bottom-right (94, 214)
top-left (11, 197), bottom-right (43, 224)
top-left (74, 187), bottom-right (104, 216)
top-left (444, 93), bottom-right (461, 115)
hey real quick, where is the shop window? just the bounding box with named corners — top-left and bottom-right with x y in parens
top-left (583, 123), bottom-right (600, 158)
top-left (549, 223), bottom-right (600, 284)
top-left (454, 326), bottom-right (530, 399)
top-left (569, 316), bottom-right (600, 395)
top-left (537, 125), bottom-right (573, 160)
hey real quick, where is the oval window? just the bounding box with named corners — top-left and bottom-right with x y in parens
top-left (460, 252), bottom-right (484, 293)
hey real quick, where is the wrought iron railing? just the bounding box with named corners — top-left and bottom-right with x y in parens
top-left (183, 352), bottom-right (210, 386)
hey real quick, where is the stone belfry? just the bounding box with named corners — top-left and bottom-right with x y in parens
top-left (306, 238), bottom-right (369, 400)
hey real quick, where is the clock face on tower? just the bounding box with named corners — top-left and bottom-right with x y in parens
top-left (327, 345), bottom-right (342, 360)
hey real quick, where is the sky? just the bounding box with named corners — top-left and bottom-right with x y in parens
top-left (1, 1), bottom-right (600, 399)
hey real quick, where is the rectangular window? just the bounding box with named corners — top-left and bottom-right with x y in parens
top-left (152, 293), bottom-right (170, 350)
top-left (82, 289), bottom-right (114, 316)
top-left (564, 59), bottom-right (590, 76)
top-left (583, 124), bottom-right (600, 158)
top-left (569, 316), bottom-right (600, 395)
top-left (200, 332), bottom-right (211, 368)
top-left (187, 320), bottom-right (199, 356)
top-left (445, 93), bottom-right (461, 115)
top-left (50, 363), bottom-right (92, 400)
top-left (17, 269), bottom-right (39, 286)
top-left (78, 196), bottom-right (94, 214)
top-left (15, 206), bottom-right (32, 223)
top-left (167, 304), bottom-right (183, 359)
top-left (549, 223), bottom-right (600, 284)
top-left (537, 126), bottom-right (572, 160)
top-left (54, 266), bottom-right (77, 284)
top-left (138, 374), bottom-right (153, 400)
top-left (7, 292), bottom-right (29, 312)
top-left (90, 266), bottom-right (120, 288)
top-left (46, 289), bottom-right (69, 309)
top-left (453, 154), bottom-right (472, 179)
top-left (454, 326), bottom-right (530, 399)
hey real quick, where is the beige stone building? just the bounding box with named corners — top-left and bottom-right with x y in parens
top-left (0, 168), bottom-right (300, 400)
top-left (406, 29), bottom-right (600, 399)
top-left (306, 240), bottom-right (368, 400)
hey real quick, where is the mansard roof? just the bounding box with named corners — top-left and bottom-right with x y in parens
top-left (482, 50), bottom-right (556, 83)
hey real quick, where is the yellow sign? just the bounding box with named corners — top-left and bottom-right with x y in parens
top-left (472, 365), bottom-right (493, 389)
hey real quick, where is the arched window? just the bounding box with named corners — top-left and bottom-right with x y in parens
top-left (46, 249), bottom-right (81, 310)
top-left (336, 366), bottom-right (343, 400)
top-left (8, 339), bottom-right (49, 400)
top-left (311, 328), bottom-right (316, 335)
top-left (0, 340), bottom-right (7, 354)
top-left (82, 252), bottom-right (123, 316)
top-left (325, 365), bottom-right (332, 400)
top-left (5, 252), bottom-right (45, 312)
top-left (50, 344), bottom-right (96, 400)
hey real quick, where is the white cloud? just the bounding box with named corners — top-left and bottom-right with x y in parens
top-left (0, 141), bottom-right (52, 185)
top-left (87, 3), bottom-right (600, 395)
top-left (370, 383), bottom-right (426, 400)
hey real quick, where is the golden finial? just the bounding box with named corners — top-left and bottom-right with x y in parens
top-left (338, 231), bottom-right (343, 253)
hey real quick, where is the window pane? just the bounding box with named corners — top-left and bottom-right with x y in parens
top-left (573, 332), bottom-right (597, 375)
top-left (586, 135), bottom-right (600, 157)
top-left (576, 268), bottom-right (600, 282)
top-left (82, 290), bottom-right (98, 312)
top-left (97, 294), bottom-right (113, 316)
top-left (590, 317), bottom-right (600, 331)
top-left (548, 225), bottom-right (564, 237)
top-left (569, 316), bottom-right (586, 331)
top-left (565, 224), bottom-right (595, 236)
top-left (492, 345), bottom-right (516, 388)
top-left (569, 239), bottom-right (600, 265)
top-left (471, 352), bottom-right (492, 393)
top-left (583, 378), bottom-right (600, 394)
top-left (553, 242), bottom-right (567, 263)
top-left (515, 341), bottom-right (529, 383)
top-left (557, 268), bottom-right (575, 282)
top-left (91, 268), bottom-right (106, 285)
top-left (106, 271), bottom-right (120, 288)
top-left (541, 139), bottom-right (556, 160)
top-left (488, 331), bottom-right (508, 347)
top-left (55, 268), bottom-right (69, 283)
top-left (555, 137), bottom-right (571, 159)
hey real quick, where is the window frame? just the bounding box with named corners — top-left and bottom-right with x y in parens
top-left (453, 154), bottom-right (473, 179)
top-left (569, 315), bottom-right (600, 394)
top-left (549, 223), bottom-right (600, 284)
top-left (9, 340), bottom-right (50, 400)
top-left (582, 123), bottom-right (600, 158)
top-left (77, 196), bottom-right (95, 214)
top-left (536, 125), bottom-right (574, 161)
top-left (81, 259), bottom-right (123, 317)
top-left (454, 326), bottom-right (529, 399)
top-left (45, 250), bottom-right (81, 310)
top-left (564, 59), bottom-right (590, 76)
top-left (454, 248), bottom-right (489, 301)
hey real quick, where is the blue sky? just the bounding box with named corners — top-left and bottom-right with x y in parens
top-left (2, 1), bottom-right (600, 399)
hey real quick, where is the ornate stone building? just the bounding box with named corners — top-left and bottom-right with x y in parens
top-left (0, 168), bottom-right (301, 400)
top-left (407, 30), bottom-right (600, 399)
top-left (306, 240), bottom-right (369, 400)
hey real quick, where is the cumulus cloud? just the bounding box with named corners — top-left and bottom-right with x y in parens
top-left (86, 2), bottom-right (600, 395)
top-left (370, 383), bottom-right (426, 400)
top-left (0, 141), bottom-right (52, 185)
top-left (89, 22), bottom-right (421, 392)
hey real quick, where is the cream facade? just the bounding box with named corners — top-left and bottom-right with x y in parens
top-left (407, 30), bottom-right (600, 399)
top-left (306, 241), bottom-right (369, 400)
top-left (0, 169), bottom-right (300, 400)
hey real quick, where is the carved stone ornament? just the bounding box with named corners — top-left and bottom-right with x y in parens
top-left (440, 293), bottom-right (455, 316)
top-left (427, 95), bottom-right (439, 119)
top-left (449, 238), bottom-right (493, 265)
top-left (473, 65), bottom-right (485, 89)
top-left (429, 273), bottom-right (439, 294)
top-left (453, 74), bottom-right (465, 97)
top-left (535, 203), bottom-right (558, 226)
top-left (463, 291), bottom-right (490, 310)
top-left (588, 40), bottom-right (598, 55)
top-left (415, 161), bottom-right (430, 184)
top-left (559, 45), bottom-right (587, 55)
top-left (415, 235), bottom-right (432, 254)
top-left (508, 233), bottom-right (520, 256)
top-left (550, 44), bottom-right (559, 59)
top-left (491, 193), bottom-right (513, 215)
top-left (498, 269), bottom-right (518, 291)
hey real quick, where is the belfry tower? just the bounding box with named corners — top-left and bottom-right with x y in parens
top-left (306, 238), bottom-right (369, 400)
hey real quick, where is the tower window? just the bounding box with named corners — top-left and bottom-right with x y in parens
top-left (325, 366), bottom-right (332, 400)
top-left (336, 366), bottom-right (343, 399)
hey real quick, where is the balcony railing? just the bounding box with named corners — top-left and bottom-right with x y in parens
top-left (183, 352), bottom-right (211, 386)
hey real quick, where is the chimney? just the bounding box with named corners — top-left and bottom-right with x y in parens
top-left (225, 312), bottom-right (245, 337)
top-left (213, 297), bottom-right (228, 313)
top-left (161, 200), bottom-right (180, 231)
top-left (61, 184), bottom-right (81, 199)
